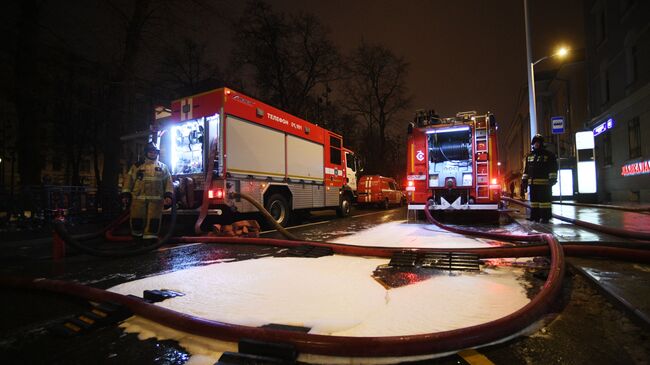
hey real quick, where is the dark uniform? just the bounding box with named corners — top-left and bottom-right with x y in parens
top-left (522, 134), bottom-right (557, 223)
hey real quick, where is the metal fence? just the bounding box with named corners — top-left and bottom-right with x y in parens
top-left (0, 185), bottom-right (109, 229)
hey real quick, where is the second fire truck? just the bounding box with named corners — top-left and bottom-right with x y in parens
top-left (150, 88), bottom-right (359, 227)
top-left (405, 110), bottom-right (501, 213)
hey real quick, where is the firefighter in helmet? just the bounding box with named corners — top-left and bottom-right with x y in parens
top-left (121, 142), bottom-right (173, 240)
top-left (521, 134), bottom-right (558, 223)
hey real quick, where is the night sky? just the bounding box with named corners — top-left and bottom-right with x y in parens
top-left (269, 0), bottom-right (585, 132)
top-left (5, 0), bottom-right (585, 136)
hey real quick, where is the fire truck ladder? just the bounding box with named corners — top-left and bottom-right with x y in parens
top-left (475, 118), bottom-right (490, 199)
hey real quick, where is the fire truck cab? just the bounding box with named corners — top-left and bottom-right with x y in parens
top-left (151, 88), bottom-right (359, 227)
top-left (406, 110), bottom-right (500, 212)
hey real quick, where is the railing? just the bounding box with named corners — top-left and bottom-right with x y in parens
top-left (0, 185), bottom-right (113, 232)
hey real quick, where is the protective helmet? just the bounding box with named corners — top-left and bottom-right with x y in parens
top-left (531, 134), bottom-right (544, 145)
top-left (144, 142), bottom-right (159, 154)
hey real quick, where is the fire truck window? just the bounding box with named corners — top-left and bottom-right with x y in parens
top-left (427, 128), bottom-right (473, 187)
top-left (346, 153), bottom-right (356, 171)
top-left (170, 120), bottom-right (204, 175)
top-left (330, 147), bottom-right (341, 165)
top-left (329, 135), bottom-right (342, 165)
top-left (158, 131), bottom-right (171, 167)
top-left (329, 135), bottom-right (341, 148)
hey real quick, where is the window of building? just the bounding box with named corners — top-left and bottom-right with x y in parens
top-left (600, 60), bottom-right (610, 105)
top-left (620, 0), bottom-right (637, 16)
top-left (52, 156), bottom-right (62, 171)
top-left (595, 7), bottom-right (607, 45)
top-left (602, 132), bottom-right (612, 165)
top-left (80, 159), bottom-right (91, 173)
top-left (625, 45), bottom-right (637, 86)
top-left (628, 117), bottom-right (641, 159)
top-left (625, 32), bottom-right (638, 86)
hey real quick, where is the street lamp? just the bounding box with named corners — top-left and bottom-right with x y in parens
top-left (525, 45), bottom-right (570, 141)
top-left (533, 47), bottom-right (569, 67)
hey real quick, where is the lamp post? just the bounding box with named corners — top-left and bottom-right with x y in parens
top-left (525, 46), bottom-right (570, 141)
top-left (524, 0), bottom-right (570, 140)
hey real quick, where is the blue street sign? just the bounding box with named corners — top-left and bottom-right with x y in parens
top-left (551, 116), bottom-right (565, 134)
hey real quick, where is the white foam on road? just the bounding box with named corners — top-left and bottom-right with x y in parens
top-left (110, 220), bottom-right (530, 364)
top-left (331, 221), bottom-right (494, 248)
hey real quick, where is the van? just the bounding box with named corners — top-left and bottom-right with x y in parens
top-left (357, 175), bottom-right (405, 209)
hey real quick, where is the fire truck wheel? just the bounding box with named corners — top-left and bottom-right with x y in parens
top-left (337, 195), bottom-right (352, 218)
top-left (265, 194), bottom-right (291, 227)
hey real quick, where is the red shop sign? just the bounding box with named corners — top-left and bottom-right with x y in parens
top-left (621, 160), bottom-right (650, 176)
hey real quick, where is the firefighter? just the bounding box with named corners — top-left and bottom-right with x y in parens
top-left (521, 134), bottom-right (558, 223)
top-left (121, 142), bottom-right (173, 240)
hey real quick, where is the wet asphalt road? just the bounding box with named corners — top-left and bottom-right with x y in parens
top-left (1, 205), bottom-right (649, 364)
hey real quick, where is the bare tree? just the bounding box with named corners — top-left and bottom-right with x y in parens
top-left (100, 0), bottom-right (155, 209)
top-left (13, 0), bottom-right (44, 187)
top-left (231, 0), bottom-right (341, 117)
top-left (156, 37), bottom-right (224, 96)
top-left (344, 42), bottom-right (411, 174)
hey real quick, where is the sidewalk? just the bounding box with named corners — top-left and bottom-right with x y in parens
top-left (569, 257), bottom-right (650, 330)
top-left (552, 200), bottom-right (650, 212)
top-left (510, 204), bottom-right (650, 329)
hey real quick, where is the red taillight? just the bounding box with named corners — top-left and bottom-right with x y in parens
top-left (209, 188), bottom-right (224, 199)
top-left (406, 180), bottom-right (415, 191)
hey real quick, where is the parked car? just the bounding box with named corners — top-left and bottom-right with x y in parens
top-left (356, 175), bottom-right (405, 209)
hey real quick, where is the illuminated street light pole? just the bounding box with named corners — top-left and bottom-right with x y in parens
top-left (524, 0), bottom-right (537, 141)
top-left (527, 47), bottom-right (569, 137)
top-left (524, 0), bottom-right (569, 141)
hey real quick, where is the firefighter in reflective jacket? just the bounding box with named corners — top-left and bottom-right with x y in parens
top-left (122, 143), bottom-right (173, 240)
top-left (521, 134), bottom-right (558, 223)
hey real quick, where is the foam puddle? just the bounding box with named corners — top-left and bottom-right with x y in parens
top-left (331, 221), bottom-right (496, 248)
top-left (109, 221), bottom-right (532, 364)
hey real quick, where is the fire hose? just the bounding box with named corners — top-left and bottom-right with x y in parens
top-left (552, 200), bottom-right (650, 214)
top-left (2, 218), bottom-right (564, 357)
top-left (502, 196), bottom-right (650, 241)
top-left (53, 193), bottom-right (177, 258)
top-left (5, 195), bottom-right (650, 357)
top-left (3, 199), bottom-right (568, 357)
top-left (230, 192), bottom-right (301, 241)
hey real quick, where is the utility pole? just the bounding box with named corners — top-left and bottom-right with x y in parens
top-left (524, 0), bottom-right (537, 141)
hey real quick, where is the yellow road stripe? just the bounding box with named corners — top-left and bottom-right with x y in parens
top-left (458, 349), bottom-right (495, 365)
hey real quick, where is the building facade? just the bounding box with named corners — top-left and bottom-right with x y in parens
top-left (584, 0), bottom-right (650, 202)
top-left (501, 63), bottom-right (588, 199)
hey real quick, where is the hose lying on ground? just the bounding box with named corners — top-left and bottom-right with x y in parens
top-left (53, 194), bottom-right (177, 258)
top-left (503, 196), bottom-right (650, 241)
top-left (230, 192), bottom-right (301, 241)
top-left (552, 200), bottom-right (650, 214)
top-left (0, 225), bottom-right (564, 357)
top-left (9, 194), bottom-right (650, 357)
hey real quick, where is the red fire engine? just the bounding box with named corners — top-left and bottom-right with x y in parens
top-left (151, 88), bottom-right (359, 227)
top-left (405, 110), bottom-right (501, 212)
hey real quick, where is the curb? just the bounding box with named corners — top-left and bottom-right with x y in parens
top-left (568, 262), bottom-right (650, 331)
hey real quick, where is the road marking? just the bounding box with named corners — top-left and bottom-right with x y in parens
top-left (458, 349), bottom-right (495, 365)
top-left (159, 242), bottom-right (202, 251)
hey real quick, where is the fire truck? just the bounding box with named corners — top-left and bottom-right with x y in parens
top-left (151, 88), bottom-right (359, 227)
top-left (405, 110), bottom-right (501, 213)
